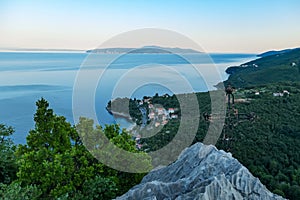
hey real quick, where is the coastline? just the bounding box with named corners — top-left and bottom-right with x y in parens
top-left (106, 107), bottom-right (133, 121)
top-left (107, 110), bottom-right (136, 131)
top-left (105, 55), bottom-right (257, 130)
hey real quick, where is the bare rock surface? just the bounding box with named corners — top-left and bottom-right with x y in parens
top-left (117, 143), bottom-right (285, 200)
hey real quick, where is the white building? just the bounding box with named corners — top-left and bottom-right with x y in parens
top-left (273, 93), bottom-right (283, 97)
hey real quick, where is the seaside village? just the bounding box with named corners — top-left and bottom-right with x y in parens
top-left (144, 98), bottom-right (179, 126)
top-left (134, 96), bottom-right (179, 149)
top-left (133, 87), bottom-right (291, 150)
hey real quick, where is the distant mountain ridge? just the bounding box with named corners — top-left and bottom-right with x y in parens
top-left (257, 47), bottom-right (300, 57)
top-left (223, 47), bottom-right (300, 88)
top-left (86, 46), bottom-right (201, 54)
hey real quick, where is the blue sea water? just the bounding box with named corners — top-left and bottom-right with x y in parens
top-left (0, 52), bottom-right (256, 144)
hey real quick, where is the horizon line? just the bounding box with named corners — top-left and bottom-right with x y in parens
top-left (0, 47), bottom-right (260, 54)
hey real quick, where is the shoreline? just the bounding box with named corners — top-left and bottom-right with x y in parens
top-left (108, 110), bottom-right (137, 131)
top-left (105, 55), bottom-right (256, 130)
top-left (106, 108), bottom-right (133, 121)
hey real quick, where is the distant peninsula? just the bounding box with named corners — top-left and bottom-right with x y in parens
top-left (86, 46), bottom-right (201, 54)
top-left (222, 47), bottom-right (300, 88)
top-left (257, 47), bottom-right (300, 58)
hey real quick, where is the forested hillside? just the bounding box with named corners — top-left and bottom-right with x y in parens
top-left (138, 82), bottom-right (300, 199)
top-left (224, 48), bottom-right (300, 88)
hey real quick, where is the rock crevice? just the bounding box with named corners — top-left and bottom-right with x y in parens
top-left (117, 143), bottom-right (285, 200)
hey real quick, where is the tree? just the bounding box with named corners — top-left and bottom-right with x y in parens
top-left (273, 189), bottom-right (285, 197)
top-left (0, 182), bottom-right (41, 200)
top-left (71, 176), bottom-right (118, 200)
top-left (15, 98), bottom-right (150, 199)
top-left (76, 117), bottom-right (151, 195)
top-left (287, 185), bottom-right (300, 200)
top-left (0, 124), bottom-right (17, 184)
top-left (15, 98), bottom-right (104, 198)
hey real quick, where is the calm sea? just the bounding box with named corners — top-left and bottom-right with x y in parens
top-left (0, 52), bottom-right (256, 144)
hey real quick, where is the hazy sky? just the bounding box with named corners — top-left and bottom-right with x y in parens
top-left (0, 0), bottom-right (299, 53)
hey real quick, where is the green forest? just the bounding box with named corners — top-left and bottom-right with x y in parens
top-left (138, 82), bottom-right (300, 199)
top-left (0, 98), bottom-right (149, 199)
top-left (223, 48), bottom-right (300, 88)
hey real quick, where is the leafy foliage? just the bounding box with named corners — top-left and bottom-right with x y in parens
top-left (16, 98), bottom-right (101, 198)
top-left (12, 98), bottom-right (147, 199)
top-left (224, 48), bottom-right (300, 88)
top-left (76, 117), bottom-right (151, 195)
top-left (0, 124), bottom-right (17, 184)
top-left (67, 176), bottom-right (117, 200)
top-left (0, 182), bottom-right (42, 200)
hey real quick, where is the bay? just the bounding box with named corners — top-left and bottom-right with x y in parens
top-left (0, 52), bottom-right (256, 144)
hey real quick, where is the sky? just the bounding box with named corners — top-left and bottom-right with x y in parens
top-left (0, 0), bottom-right (300, 53)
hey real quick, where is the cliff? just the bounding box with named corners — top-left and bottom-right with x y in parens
top-left (116, 143), bottom-right (285, 200)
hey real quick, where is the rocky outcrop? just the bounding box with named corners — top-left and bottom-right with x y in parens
top-left (117, 143), bottom-right (285, 200)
